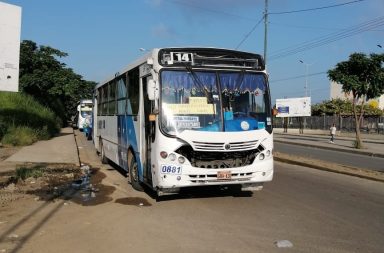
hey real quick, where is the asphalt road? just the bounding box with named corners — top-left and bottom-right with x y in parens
top-left (9, 164), bottom-right (383, 252)
top-left (274, 142), bottom-right (384, 172)
top-left (2, 131), bottom-right (383, 253)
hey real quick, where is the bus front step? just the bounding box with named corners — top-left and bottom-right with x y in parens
top-left (157, 187), bottom-right (180, 196)
top-left (241, 183), bottom-right (264, 191)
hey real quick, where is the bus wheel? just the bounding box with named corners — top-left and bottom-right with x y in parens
top-left (128, 151), bottom-right (144, 192)
top-left (100, 141), bottom-right (108, 164)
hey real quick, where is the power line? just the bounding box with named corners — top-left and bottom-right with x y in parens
top-left (269, 71), bottom-right (327, 84)
top-left (269, 16), bottom-right (384, 60)
top-left (233, 0), bottom-right (366, 50)
top-left (269, 0), bottom-right (365, 15)
top-left (270, 22), bottom-right (384, 32)
top-left (235, 16), bottom-right (264, 49)
top-left (165, 0), bottom-right (257, 21)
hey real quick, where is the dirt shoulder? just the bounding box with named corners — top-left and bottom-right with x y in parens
top-left (0, 147), bottom-right (20, 161)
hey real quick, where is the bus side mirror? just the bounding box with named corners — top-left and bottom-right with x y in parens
top-left (77, 105), bottom-right (80, 111)
top-left (147, 79), bottom-right (158, 100)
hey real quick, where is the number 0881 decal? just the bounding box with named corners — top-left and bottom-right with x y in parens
top-left (161, 165), bottom-right (182, 175)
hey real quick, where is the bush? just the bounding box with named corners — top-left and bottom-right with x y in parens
top-left (0, 92), bottom-right (61, 145)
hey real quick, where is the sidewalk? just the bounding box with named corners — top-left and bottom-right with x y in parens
top-left (274, 128), bottom-right (384, 158)
top-left (0, 128), bottom-right (80, 173)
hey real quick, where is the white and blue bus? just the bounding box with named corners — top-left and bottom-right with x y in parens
top-left (93, 47), bottom-right (274, 196)
top-left (76, 99), bottom-right (93, 131)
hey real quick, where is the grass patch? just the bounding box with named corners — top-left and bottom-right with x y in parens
top-left (15, 166), bottom-right (44, 181)
top-left (2, 126), bottom-right (39, 146)
top-left (0, 92), bottom-right (61, 146)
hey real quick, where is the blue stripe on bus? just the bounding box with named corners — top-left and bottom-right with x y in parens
top-left (117, 115), bottom-right (142, 181)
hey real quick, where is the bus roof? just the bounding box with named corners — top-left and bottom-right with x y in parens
top-left (95, 47), bottom-right (264, 89)
top-left (79, 99), bottom-right (93, 104)
top-left (96, 51), bottom-right (152, 89)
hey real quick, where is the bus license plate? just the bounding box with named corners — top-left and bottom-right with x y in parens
top-left (161, 165), bottom-right (182, 175)
top-left (217, 171), bottom-right (231, 180)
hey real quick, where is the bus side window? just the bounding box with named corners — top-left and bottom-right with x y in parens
top-left (109, 80), bottom-right (117, 115)
top-left (97, 87), bottom-right (102, 116)
top-left (102, 86), bottom-right (108, 115)
top-left (127, 67), bottom-right (140, 115)
top-left (117, 74), bottom-right (127, 115)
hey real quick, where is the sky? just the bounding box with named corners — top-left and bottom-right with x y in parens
top-left (2, 0), bottom-right (384, 104)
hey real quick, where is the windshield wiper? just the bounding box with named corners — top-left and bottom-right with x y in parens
top-left (185, 65), bottom-right (213, 104)
top-left (234, 70), bottom-right (245, 94)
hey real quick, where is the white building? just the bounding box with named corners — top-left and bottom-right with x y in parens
top-left (330, 81), bottom-right (384, 109)
top-left (0, 2), bottom-right (22, 92)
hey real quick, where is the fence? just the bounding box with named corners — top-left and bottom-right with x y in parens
top-left (273, 116), bottom-right (384, 134)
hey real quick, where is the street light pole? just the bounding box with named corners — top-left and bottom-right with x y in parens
top-left (299, 60), bottom-right (314, 97)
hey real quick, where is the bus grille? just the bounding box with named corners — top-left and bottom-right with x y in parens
top-left (192, 140), bottom-right (259, 151)
top-left (175, 144), bottom-right (264, 168)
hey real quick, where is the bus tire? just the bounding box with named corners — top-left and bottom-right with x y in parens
top-left (128, 151), bottom-right (144, 192)
top-left (100, 141), bottom-right (108, 164)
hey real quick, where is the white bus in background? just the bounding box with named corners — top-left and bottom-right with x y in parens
top-left (93, 47), bottom-right (274, 196)
top-left (76, 99), bottom-right (93, 131)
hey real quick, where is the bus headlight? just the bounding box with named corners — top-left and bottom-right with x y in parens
top-left (169, 153), bottom-right (176, 161)
top-left (178, 156), bottom-right (185, 164)
top-left (259, 153), bottom-right (265, 160)
top-left (266, 150), bottom-right (271, 157)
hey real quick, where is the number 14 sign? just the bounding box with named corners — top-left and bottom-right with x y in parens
top-left (171, 52), bottom-right (193, 63)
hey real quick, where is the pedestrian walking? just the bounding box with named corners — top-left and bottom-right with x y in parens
top-left (329, 123), bottom-right (336, 143)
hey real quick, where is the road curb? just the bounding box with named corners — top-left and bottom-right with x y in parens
top-left (274, 153), bottom-right (384, 183)
top-left (274, 139), bottom-right (384, 158)
top-left (274, 133), bottom-right (384, 145)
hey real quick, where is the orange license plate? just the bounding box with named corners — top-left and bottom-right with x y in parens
top-left (217, 171), bottom-right (231, 180)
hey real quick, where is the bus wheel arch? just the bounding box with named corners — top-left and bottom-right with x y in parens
top-left (127, 149), bottom-right (144, 192)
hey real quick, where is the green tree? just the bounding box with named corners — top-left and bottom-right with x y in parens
top-left (328, 53), bottom-right (384, 148)
top-left (19, 40), bottom-right (96, 124)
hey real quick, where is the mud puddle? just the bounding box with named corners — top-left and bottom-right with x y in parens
top-left (115, 197), bottom-right (152, 206)
top-left (66, 166), bottom-right (116, 206)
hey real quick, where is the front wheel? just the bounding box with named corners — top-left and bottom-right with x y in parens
top-left (128, 151), bottom-right (144, 192)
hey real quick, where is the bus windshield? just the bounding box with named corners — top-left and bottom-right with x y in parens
top-left (160, 70), bottom-right (269, 135)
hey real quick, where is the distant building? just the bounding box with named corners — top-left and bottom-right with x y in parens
top-left (330, 81), bottom-right (384, 109)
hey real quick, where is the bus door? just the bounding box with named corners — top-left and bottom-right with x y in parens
top-left (140, 71), bottom-right (155, 185)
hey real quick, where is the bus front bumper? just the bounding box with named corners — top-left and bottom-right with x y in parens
top-left (155, 158), bottom-right (273, 193)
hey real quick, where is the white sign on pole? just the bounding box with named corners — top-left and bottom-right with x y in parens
top-left (0, 2), bottom-right (22, 92)
top-left (276, 97), bottom-right (311, 117)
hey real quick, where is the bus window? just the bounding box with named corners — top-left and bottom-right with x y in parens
top-left (102, 85), bottom-right (108, 115)
top-left (108, 81), bottom-right (116, 115)
top-left (117, 75), bottom-right (127, 115)
top-left (128, 68), bottom-right (139, 115)
top-left (97, 88), bottom-right (102, 116)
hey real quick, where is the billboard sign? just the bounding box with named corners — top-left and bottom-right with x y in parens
top-left (0, 2), bottom-right (22, 92)
top-left (276, 97), bottom-right (311, 117)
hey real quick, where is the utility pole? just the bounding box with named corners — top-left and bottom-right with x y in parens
top-left (264, 0), bottom-right (268, 68)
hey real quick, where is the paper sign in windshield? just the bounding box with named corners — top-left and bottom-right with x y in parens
top-left (168, 116), bottom-right (200, 128)
top-left (164, 97), bottom-right (215, 115)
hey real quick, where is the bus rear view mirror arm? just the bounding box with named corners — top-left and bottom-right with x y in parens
top-left (147, 79), bottom-right (159, 101)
